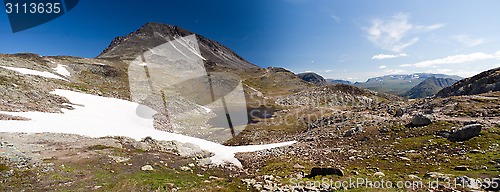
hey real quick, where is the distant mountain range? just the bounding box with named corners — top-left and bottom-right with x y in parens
top-left (326, 79), bottom-right (352, 85)
top-left (402, 77), bottom-right (458, 99)
top-left (296, 72), bottom-right (353, 86)
top-left (437, 67), bottom-right (500, 97)
top-left (353, 73), bottom-right (463, 96)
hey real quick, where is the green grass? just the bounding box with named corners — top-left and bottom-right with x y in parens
top-left (0, 164), bottom-right (9, 171)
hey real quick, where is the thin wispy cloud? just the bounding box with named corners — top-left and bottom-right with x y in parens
top-left (378, 65), bottom-right (387, 69)
top-left (385, 69), bottom-right (407, 74)
top-left (365, 13), bottom-right (444, 52)
top-left (453, 35), bottom-right (486, 47)
top-left (372, 53), bottom-right (408, 60)
top-left (330, 15), bottom-right (341, 23)
top-left (400, 51), bottom-right (500, 67)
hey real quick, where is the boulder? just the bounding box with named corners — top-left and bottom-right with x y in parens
top-left (448, 124), bottom-right (482, 141)
top-left (411, 114), bottom-right (432, 127)
top-left (344, 129), bottom-right (357, 137)
top-left (344, 125), bottom-right (364, 137)
top-left (379, 127), bottom-right (389, 133)
top-left (454, 166), bottom-right (468, 171)
top-left (141, 165), bottom-right (154, 171)
top-left (424, 172), bottom-right (453, 181)
top-left (394, 108), bottom-right (404, 117)
top-left (306, 167), bottom-right (344, 178)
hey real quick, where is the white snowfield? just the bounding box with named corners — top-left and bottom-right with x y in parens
top-left (0, 66), bottom-right (67, 81)
top-left (0, 89), bottom-right (296, 167)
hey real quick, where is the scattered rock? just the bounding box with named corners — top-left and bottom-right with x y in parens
top-left (132, 142), bottom-right (151, 151)
top-left (344, 125), bottom-right (364, 137)
top-left (344, 129), bottom-right (357, 137)
top-left (399, 157), bottom-right (411, 161)
top-left (379, 127), bottom-right (389, 134)
top-left (407, 174), bottom-right (421, 180)
top-left (435, 130), bottom-right (451, 138)
top-left (241, 178), bottom-right (256, 186)
top-left (373, 172), bottom-right (385, 177)
top-left (394, 108), bottom-right (404, 117)
top-left (141, 165), bottom-right (154, 171)
top-left (263, 175), bottom-right (274, 181)
top-left (448, 124), bottom-right (482, 141)
top-left (92, 186), bottom-right (102, 190)
top-left (424, 172), bottom-right (453, 181)
top-left (355, 124), bottom-right (363, 132)
top-left (411, 114), bottom-right (432, 127)
top-left (454, 166), bottom-right (468, 171)
top-left (109, 155), bottom-right (130, 163)
top-left (253, 184), bottom-right (263, 191)
top-left (293, 164), bottom-right (305, 169)
top-left (469, 149), bottom-right (480, 154)
top-left (306, 167), bottom-right (344, 178)
top-left (179, 166), bottom-right (191, 171)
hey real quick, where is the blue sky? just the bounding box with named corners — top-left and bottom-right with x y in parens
top-left (1, 0), bottom-right (500, 82)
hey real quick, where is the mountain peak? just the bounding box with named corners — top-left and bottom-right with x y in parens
top-left (403, 77), bottom-right (458, 99)
top-left (97, 22), bottom-right (258, 70)
top-left (296, 72), bottom-right (326, 86)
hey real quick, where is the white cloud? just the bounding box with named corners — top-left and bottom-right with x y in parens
top-left (372, 53), bottom-right (409, 60)
top-left (365, 13), bottom-right (443, 52)
top-left (324, 69), bottom-right (333, 73)
top-left (415, 23), bottom-right (445, 32)
top-left (378, 65), bottom-right (387, 69)
top-left (400, 51), bottom-right (500, 67)
top-left (385, 69), bottom-right (407, 74)
top-left (330, 15), bottom-right (341, 23)
top-left (453, 35), bottom-right (485, 47)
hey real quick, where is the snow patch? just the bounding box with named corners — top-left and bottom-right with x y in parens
top-left (0, 89), bottom-right (295, 167)
top-left (1, 66), bottom-right (67, 81)
top-left (52, 64), bottom-right (71, 77)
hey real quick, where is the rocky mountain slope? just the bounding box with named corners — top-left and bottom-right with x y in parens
top-left (403, 77), bottom-right (458, 99)
top-left (355, 73), bottom-right (462, 95)
top-left (437, 67), bottom-right (500, 97)
top-left (296, 72), bottom-right (326, 86)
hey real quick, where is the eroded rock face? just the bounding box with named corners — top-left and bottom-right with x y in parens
top-left (448, 124), bottom-right (482, 141)
top-left (411, 114), bottom-right (432, 127)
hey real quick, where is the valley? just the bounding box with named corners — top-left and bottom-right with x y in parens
top-left (0, 23), bottom-right (499, 192)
